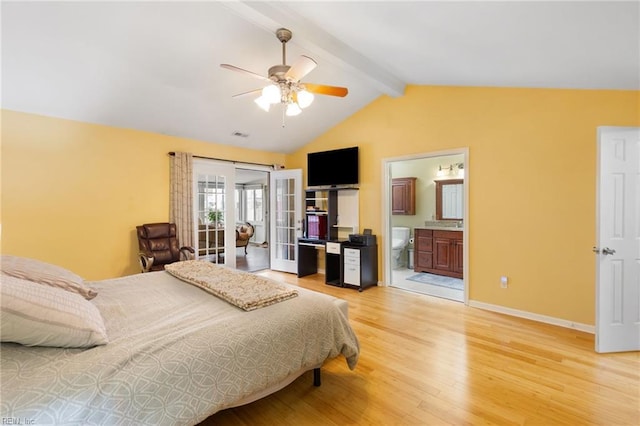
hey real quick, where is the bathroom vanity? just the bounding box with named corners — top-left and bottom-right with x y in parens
top-left (414, 227), bottom-right (463, 278)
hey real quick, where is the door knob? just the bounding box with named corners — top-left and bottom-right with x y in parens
top-left (602, 247), bottom-right (616, 255)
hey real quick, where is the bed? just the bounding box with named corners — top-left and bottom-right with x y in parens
top-left (0, 257), bottom-right (360, 425)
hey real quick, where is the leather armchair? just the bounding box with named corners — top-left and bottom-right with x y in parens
top-left (136, 223), bottom-right (195, 272)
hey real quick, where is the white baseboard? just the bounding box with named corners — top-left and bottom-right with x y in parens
top-left (468, 300), bottom-right (595, 334)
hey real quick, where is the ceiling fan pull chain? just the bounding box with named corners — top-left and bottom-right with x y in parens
top-left (281, 105), bottom-right (286, 128)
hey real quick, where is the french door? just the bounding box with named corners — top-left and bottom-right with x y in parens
top-left (269, 169), bottom-right (302, 273)
top-left (193, 159), bottom-right (236, 268)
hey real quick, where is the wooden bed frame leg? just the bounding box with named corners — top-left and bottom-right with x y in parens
top-left (313, 368), bottom-right (321, 387)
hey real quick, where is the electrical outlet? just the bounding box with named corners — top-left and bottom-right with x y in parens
top-left (500, 276), bottom-right (508, 288)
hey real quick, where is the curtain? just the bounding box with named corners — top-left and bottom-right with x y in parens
top-left (170, 152), bottom-right (194, 248)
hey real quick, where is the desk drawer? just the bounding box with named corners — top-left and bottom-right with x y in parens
top-left (344, 248), bottom-right (360, 258)
top-left (344, 256), bottom-right (360, 266)
top-left (343, 264), bottom-right (360, 285)
top-left (326, 242), bottom-right (341, 254)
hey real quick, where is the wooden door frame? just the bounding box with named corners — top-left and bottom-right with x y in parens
top-left (382, 148), bottom-right (469, 305)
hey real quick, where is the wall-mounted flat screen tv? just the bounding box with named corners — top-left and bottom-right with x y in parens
top-left (307, 146), bottom-right (359, 188)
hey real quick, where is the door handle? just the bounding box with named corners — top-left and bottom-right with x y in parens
top-left (593, 246), bottom-right (616, 255)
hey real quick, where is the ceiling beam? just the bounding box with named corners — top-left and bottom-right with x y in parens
top-left (221, 1), bottom-right (406, 98)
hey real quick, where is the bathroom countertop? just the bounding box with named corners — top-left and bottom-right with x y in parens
top-left (415, 226), bottom-right (463, 232)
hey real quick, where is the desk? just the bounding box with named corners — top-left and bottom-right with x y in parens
top-left (297, 239), bottom-right (376, 291)
top-left (297, 239), bottom-right (324, 278)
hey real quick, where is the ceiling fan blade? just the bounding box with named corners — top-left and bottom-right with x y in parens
top-left (232, 88), bottom-right (263, 98)
top-left (220, 64), bottom-right (271, 82)
top-left (303, 83), bottom-right (348, 98)
top-left (285, 55), bottom-right (317, 81)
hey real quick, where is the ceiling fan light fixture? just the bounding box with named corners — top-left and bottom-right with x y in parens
top-left (254, 96), bottom-right (270, 112)
top-left (286, 102), bottom-right (302, 117)
top-left (262, 84), bottom-right (281, 104)
top-left (222, 28), bottom-right (348, 123)
top-left (297, 89), bottom-right (314, 109)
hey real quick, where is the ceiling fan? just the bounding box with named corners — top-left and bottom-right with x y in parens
top-left (220, 28), bottom-right (348, 118)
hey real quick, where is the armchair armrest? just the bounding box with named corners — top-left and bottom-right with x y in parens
top-left (179, 246), bottom-right (195, 261)
top-left (138, 252), bottom-right (155, 273)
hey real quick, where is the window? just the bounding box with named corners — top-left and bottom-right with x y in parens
top-left (235, 188), bottom-right (241, 223)
top-left (245, 186), bottom-right (263, 222)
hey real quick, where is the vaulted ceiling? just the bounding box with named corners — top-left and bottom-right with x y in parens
top-left (3, 1), bottom-right (638, 154)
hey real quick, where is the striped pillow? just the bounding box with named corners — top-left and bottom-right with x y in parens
top-left (1, 255), bottom-right (97, 300)
top-left (0, 275), bottom-right (108, 348)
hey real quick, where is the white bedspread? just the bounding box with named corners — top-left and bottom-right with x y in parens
top-left (0, 271), bottom-right (359, 425)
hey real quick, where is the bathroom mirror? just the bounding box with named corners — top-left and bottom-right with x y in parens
top-left (435, 179), bottom-right (463, 220)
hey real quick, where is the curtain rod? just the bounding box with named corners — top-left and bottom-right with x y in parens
top-left (168, 152), bottom-right (279, 169)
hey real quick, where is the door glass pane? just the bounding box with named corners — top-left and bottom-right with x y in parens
top-left (274, 177), bottom-right (295, 261)
top-left (196, 173), bottom-right (226, 263)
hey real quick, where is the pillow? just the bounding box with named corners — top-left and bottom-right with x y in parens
top-left (0, 275), bottom-right (108, 348)
top-left (1, 255), bottom-right (97, 300)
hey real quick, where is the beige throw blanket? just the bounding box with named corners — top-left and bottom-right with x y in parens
top-left (165, 260), bottom-right (298, 310)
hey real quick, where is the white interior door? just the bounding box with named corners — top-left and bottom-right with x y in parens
top-left (269, 169), bottom-right (302, 273)
top-left (595, 127), bottom-right (640, 353)
top-left (193, 159), bottom-right (236, 269)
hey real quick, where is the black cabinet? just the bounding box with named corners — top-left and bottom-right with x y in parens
top-left (325, 241), bottom-right (344, 286)
top-left (341, 243), bottom-right (378, 291)
top-left (298, 188), bottom-right (358, 278)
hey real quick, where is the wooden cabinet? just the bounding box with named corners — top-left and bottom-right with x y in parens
top-left (452, 238), bottom-right (464, 276)
top-left (415, 229), bottom-right (434, 270)
top-left (414, 228), bottom-right (463, 278)
top-left (392, 177), bottom-right (416, 215)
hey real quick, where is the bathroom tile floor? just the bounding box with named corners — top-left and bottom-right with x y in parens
top-left (390, 267), bottom-right (464, 302)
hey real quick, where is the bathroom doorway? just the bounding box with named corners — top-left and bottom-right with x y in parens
top-left (384, 149), bottom-right (468, 303)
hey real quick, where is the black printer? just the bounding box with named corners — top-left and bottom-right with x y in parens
top-left (348, 233), bottom-right (377, 246)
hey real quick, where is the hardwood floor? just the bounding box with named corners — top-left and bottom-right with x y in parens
top-left (203, 271), bottom-right (639, 425)
top-left (231, 245), bottom-right (270, 273)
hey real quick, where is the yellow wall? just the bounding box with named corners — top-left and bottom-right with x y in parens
top-left (1, 110), bottom-right (285, 280)
top-left (3, 86), bottom-right (639, 325)
top-left (286, 86), bottom-right (640, 325)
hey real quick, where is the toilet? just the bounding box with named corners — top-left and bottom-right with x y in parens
top-left (391, 227), bottom-right (410, 269)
